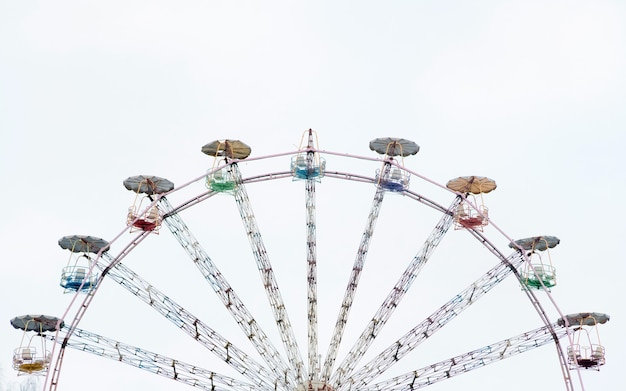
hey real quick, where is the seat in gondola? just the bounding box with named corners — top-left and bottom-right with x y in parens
top-left (201, 139), bottom-right (251, 193)
top-left (12, 346), bottom-right (50, 374)
top-left (291, 153), bottom-right (326, 181)
top-left (123, 175), bottom-right (174, 232)
top-left (60, 263), bottom-right (98, 292)
top-left (509, 236), bottom-right (559, 290)
top-left (58, 235), bottom-right (108, 293)
top-left (446, 176), bottom-right (496, 230)
top-left (10, 315), bottom-right (62, 375)
top-left (290, 130), bottom-right (326, 181)
top-left (206, 165), bottom-right (237, 193)
top-left (560, 313), bottom-right (609, 371)
top-left (370, 137), bottom-right (419, 192)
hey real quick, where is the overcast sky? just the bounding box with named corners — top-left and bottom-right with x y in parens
top-left (1, 1), bottom-right (624, 390)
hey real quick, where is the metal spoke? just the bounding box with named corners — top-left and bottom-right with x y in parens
top-left (340, 251), bottom-right (526, 389)
top-left (96, 252), bottom-right (280, 390)
top-left (321, 167), bottom-right (389, 381)
top-left (230, 162), bottom-right (306, 384)
top-left (158, 196), bottom-right (293, 387)
top-left (47, 231), bottom-right (152, 391)
top-left (305, 161), bottom-right (320, 380)
top-left (47, 325), bottom-right (259, 391)
top-left (330, 197), bottom-right (461, 386)
top-left (361, 322), bottom-right (569, 390)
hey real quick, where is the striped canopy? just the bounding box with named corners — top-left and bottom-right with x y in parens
top-left (446, 176), bottom-right (497, 194)
top-left (202, 139), bottom-right (251, 159)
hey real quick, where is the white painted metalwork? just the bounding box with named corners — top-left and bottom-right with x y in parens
top-left (24, 134), bottom-right (609, 391)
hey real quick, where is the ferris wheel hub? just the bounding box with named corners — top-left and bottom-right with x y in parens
top-left (295, 380), bottom-right (335, 391)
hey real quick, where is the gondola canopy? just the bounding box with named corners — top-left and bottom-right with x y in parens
top-left (369, 137), bottom-right (419, 157)
top-left (58, 235), bottom-right (110, 254)
top-left (509, 236), bottom-right (560, 252)
top-left (201, 140), bottom-right (251, 159)
top-left (123, 175), bottom-right (174, 195)
top-left (10, 315), bottom-right (63, 332)
top-left (446, 176), bottom-right (497, 194)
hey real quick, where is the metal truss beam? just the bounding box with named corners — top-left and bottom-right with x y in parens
top-left (47, 231), bottom-right (152, 391)
top-left (47, 325), bottom-right (259, 391)
top-left (230, 163), bottom-right (306, 384)
top-left (96, 252), bottom-right (279, 390)
top-left (331, 197), bottom-right (462, 386)
top-left (339, 251), bottom-right (526, 389)
top-left (321, 167), bottom-right (389, 381)
top-left (361, 322), bottom-right (569, 390)
top-left (305, 162), bottom-right (320, 380)
top-left (158, 196), bottom-right (294, 388)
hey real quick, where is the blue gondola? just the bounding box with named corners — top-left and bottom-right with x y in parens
top-left (376, 167), bottom-right (410, 192)
top-left (58, 235), bottom-right (109, 293)
top-left (291, 154), bottom-right (326, 181)
top-left (60, 263), bottom-right (98, 292)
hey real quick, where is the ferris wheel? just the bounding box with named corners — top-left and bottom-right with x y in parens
top-left (11, 130), bottom-right (609, 391)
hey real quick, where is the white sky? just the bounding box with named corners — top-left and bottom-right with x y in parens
top-left (1, 1), bottom-right (624, 390)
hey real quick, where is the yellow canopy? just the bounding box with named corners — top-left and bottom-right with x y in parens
top-left (201, 139), bottom-right (251, 159)
top-left (446, 176), bottom-right (497, 194)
